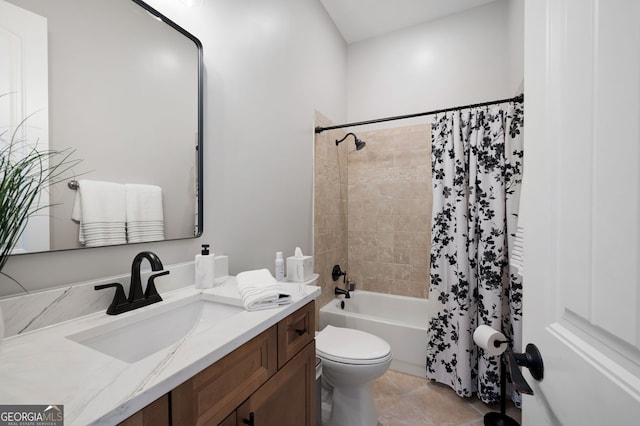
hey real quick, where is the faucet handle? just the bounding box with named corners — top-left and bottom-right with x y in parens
top-left (332, 265), bottom-right (347, 283)
top-left (144, 270), bottom-right (169, 302)
top-left (95, 283), bottom-right (130, 315)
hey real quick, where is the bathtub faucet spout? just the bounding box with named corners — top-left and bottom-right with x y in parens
top-left (335, 287), bottom-right (351, 299)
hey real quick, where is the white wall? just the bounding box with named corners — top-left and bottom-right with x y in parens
top-left (346, 0), bottom-right (518, 127)
top-left (507, 0), bottom-right (524, 94)
top-left (0, 0), bottom-right (347, 296)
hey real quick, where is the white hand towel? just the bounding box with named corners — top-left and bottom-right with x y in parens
top-left (236, 269), bottom-right (291, 311)
top-left (71, 180), bottom-right (127, 247)
top-left (125, 184), bottom-right (165, 243)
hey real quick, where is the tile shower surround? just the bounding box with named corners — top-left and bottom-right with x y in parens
top-left (314, 114), bottom-right (432, 303)
top-left (348, 124), bottom-right (432, 298)
top-left (314, 112), bottom-right (349, 313)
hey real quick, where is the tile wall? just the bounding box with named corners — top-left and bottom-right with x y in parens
top-left (313, 112), bottom-right (348, 317)
top-left (314, 117), bottom-right (432, 308)
top-left (347, 124), bottom-right (432, 298)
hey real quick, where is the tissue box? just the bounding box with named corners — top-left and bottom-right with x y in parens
top-left (286, 256), bottom-right (313, 282)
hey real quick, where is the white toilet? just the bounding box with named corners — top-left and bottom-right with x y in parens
top-left (316, 324), bottom-right (392, 426)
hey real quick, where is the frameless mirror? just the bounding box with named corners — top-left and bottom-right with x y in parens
top-left (0, 0), bottom-right (203, 253)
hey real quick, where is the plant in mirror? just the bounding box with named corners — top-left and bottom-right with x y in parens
top-left (0, 94), bottom-right (82, 276)
top-left (0, 0), bottom-right (204, 255)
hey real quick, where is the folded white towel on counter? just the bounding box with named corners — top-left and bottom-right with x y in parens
top-left (236, 269), bottom-right (291, 311)
top-left (125, 184), bottom-right (165, 243)
top-left (71, 180), bottom-right (127, 247)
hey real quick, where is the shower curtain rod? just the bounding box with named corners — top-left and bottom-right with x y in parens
top-left (314, 93), bottom-right (524, 134)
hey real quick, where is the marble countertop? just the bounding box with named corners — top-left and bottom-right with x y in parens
top-left (0, 278), bottom-right (320, 425)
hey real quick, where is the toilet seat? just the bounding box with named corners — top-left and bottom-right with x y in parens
top-left (316, 325), bottom-right (392, 365)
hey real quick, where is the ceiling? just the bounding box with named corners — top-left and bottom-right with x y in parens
top-left (320, 0), bottom-right (497, 44)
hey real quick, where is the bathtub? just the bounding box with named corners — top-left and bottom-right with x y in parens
top-left (319, 290), bottom-right (431, 378)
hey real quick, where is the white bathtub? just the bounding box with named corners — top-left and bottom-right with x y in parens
top-left (319, 290), bottom-right (431, 377)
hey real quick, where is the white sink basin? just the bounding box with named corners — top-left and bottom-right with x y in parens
top-left (67, 299), bottom-right (244, 363)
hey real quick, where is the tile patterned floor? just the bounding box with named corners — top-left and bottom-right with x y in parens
top-left (373, 370), bottom-right (522, 426)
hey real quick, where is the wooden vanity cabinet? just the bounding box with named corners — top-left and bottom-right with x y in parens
top-left (171, 300), bottom-right (316, 426)
top-left (171, 325), bottom-right (278, 425)
top-left (118, 301), bottom-right (316, 426)
top-left (237, 340), bottom-right (316, 426)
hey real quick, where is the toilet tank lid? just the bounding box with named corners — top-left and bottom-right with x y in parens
top-left (316, 325), bottom-right (391, 361)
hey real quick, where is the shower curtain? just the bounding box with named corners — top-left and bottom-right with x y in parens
top-left (426, 102), bottom-right (524, 405)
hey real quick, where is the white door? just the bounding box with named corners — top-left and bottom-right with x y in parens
top-left (523, 0), bottom-right (640, 424)
top-left (0, 0), bottom-right (49, 253)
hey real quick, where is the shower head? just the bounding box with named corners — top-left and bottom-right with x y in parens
top-left (335, 132), bottom-right (366, 151)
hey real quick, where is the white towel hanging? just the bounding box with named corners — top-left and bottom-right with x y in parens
top-left (71, 180), bottom-right (127, 247)
top-left (125, 184), bottom-right (165, 243)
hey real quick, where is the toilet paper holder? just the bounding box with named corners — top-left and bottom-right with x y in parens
top-left (473, 325), bottom-right (544, 426)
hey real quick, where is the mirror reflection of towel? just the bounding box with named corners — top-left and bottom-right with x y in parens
top-left (71, 180), bottom-right (127, 247)
top-left (125, 184), bottom-right (165, 243)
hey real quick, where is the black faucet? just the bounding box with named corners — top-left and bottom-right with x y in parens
top-left (95, 251), bottom-right (169, 315)
top-left (128, 251), bottom-right (166, 304)
top-left (335, 287), bottom-right (350, 299)
top-left (332, 264), bottom-right (350, 298)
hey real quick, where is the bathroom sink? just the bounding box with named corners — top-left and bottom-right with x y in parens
top-left (67, 298), bottom-right (244, 363)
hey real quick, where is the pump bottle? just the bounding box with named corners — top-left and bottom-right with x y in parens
top-left (195, 244), bottom-right (215, 289)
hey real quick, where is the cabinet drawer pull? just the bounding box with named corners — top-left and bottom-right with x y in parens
top-left (242, 412), bottom-right (255, 426)
top-left (295, 328), bottom-right (307, 336)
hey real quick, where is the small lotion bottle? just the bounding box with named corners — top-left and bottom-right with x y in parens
top-left (275, 251), bottom-right (285, 281)
top-left (195, 244), bottom-right (215, 289)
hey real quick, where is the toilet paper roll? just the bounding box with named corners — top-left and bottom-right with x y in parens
top-left (473, 325), bottom-right (508, 356)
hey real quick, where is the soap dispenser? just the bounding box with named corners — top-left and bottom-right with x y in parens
top-left (195, 244), bottom-right (214, 289)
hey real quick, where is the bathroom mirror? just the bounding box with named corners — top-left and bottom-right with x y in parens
top-left (0, 0), bottom-right (203, 253)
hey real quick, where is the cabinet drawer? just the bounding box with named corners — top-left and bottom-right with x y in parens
top-left (172, 326), bottom-right (277, 426)
top-left (277, 301), bottom-right (315, 369)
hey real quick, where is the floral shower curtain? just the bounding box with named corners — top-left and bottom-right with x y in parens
top-left (426, 102), bottom-right (524, 404)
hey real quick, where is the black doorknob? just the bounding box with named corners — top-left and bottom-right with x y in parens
top-left (517, 343), bottom-right (544, 381)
